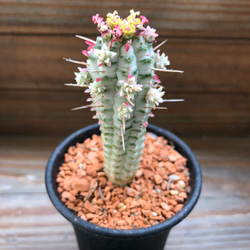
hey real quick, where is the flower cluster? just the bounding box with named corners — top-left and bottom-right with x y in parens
top-left (118, 75), bottom-right (142, 101)
top-left (92, 10), bottom-right (158, 43)
top-left (146, 87), bottom-right (165, 108)
top-left (89, 78), bottom-right (105, 98)
top-left (117, 75), bottom-right (142, 123)
top-left (93, 43), bottom-right (117, 67)
top-left (143, 26), bottom-right (158, 43)
top-left (74, 67), bottom-right (92, 86)
top-left (117, 102), bottom-right (133, 120)
top-left (155, 50), bottom-right (170, 69)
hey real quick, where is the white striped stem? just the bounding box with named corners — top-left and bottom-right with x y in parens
top-left (152, 68), bottom-right (184, 74)
top-left (71, 104), bottom-right (103, 111)
top-left (64, 83), bottom-right (88, 87)
top-left (153, 39), bottom-right (167, 51)
top-left (163, 99), bottom-right (184, 102)
top-left (125, 96), bottom-right (135, 106)
top-left (145, 106), bottom-right (168, 109)
top-left (75, 35), bottom-right (96, 44)
top-left (63, 58), bottom-right (89, 66)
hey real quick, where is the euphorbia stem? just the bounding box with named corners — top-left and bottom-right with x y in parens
top-left (66, 10), bottom-right (183, 186)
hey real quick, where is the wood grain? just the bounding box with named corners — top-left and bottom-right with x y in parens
top-left (0, 135), bottom-right (249, 249)
top-left (0, 0), bottom-right (250, 39)
top-left (1, 36), bottom-right (250, 94)
top-left (0, 90), bottom-right (249, 136)
top-left (0, 0), bottom-right (249, 137)
top-left (1, 2), bottom-right (250, 249)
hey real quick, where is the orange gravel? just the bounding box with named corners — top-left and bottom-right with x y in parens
top-left (56, 133), bottom-right (190, 229)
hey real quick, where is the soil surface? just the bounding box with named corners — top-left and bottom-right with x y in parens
top-left (56, 133), bottom-right (190, 229)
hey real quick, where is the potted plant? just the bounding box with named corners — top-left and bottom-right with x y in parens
top-left (45, 10), bottom-right (202, 250)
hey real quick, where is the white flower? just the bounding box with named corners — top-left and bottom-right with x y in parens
top-left (99, 23), bottom-right (109, 32)
top-left (74, 67), bottom-right (92, 86)
top-left (89, 79), bottom-right (104, 98)
top-left (146, 87), bottom-right (165, 108)
top-left (117, 102), bottom-right (133, 119)
top-left (93, 43), bottom-right (116, 67)
top-left (143, 26), bottom-right (158, 42)
top-left (155, 50), bottom-right (170, 69)
top-left (118, 75), bottom-right (142, 100)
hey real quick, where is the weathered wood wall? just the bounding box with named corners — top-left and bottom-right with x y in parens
top-left (0, 0), bottom-right (249, 136)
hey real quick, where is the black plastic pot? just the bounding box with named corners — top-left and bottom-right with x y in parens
top-left (45, 124), bottom-right (202, 250)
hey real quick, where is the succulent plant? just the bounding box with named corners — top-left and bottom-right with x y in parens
top-left (65, 10), bottom-right (183, 186)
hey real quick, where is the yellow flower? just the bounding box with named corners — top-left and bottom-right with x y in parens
top-left (121, 22), bottom-right (136, 38)
top-left (128, 9), bottom-right (140, 19)
top-left (127, 10), bottom-right (141, 26)
top-left (106, 11), bottom-right (121, 29)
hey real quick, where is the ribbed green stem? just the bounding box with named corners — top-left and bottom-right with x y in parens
top-left (91, 37), bottom-right (155, 186)
top-left (70, 11), bottom-right (179, 186)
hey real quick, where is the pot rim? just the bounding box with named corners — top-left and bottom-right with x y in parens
top-left (45, 123), bottom-right (202, 238)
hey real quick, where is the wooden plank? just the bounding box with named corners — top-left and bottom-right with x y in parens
top-left (0, 136), bottom-right (249, 249)
top-left (0, 0), bottom-right (250, 39)
top-left (0, 90), bottom-right (249, 136)
top-left (1, 35), bottom-right (250, 94)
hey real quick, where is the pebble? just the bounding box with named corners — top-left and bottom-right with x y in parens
top-left (152, 212), bottom-right (158, 217)
top-left (130, 200), bottom-right (139, 208)
top-left (71, 177), bottom-right (90, 192)
top-left (56, 133), bottom-right (190, 230)
top-left (117, 203), bottom-right (124, 209)
top-left (84, 200), bottom-right (98, 213)
top-left (160, 202), bottom-right (171, 211)
top-left (170, 190), bottom-right (179, 196)
top-left (143, 169), bottom-right (154, 179)
top-left (154, 174), bottom-right (163, 185)
top-left (178, 180), bottom-right (185, 189)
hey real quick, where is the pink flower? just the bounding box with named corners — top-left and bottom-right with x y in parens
top-left (85, 40), bottom-right (95, 47)
top-left (92, 14), bottom-right (103, 24)
top-left (140, 16), bottom-right (149, 25)
top-left (143, 26), bottom-right (158, 42)
top-left (113, 25), bottom-right (123, 41)
top-left (101, 29), bottom-right (112, 40)
top-left (143, 122), bottom-right (147, 127)
top-left (96, 78), bottom-right (102, 82)
top-left (82, 50), bottom-right (89, 57)
top-left (125, 40), bottom-right (131, 52)
top-left (153, 74), bottom-right (161, 83)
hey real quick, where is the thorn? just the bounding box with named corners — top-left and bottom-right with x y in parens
top-left (71, 105), bottom-right (103, 111)
top-left (63, 58), bottom-right (89, 66)
top-left (125, 96), bottom-right (135, 106)
top-left (154, 106), bottom-right (168, 109)
top-left (99, 187), bottom-right (105, 201)
top-left (152, 68), bottom-right (184, 74)
top-left (145, 106), bottom-right (168, 110)
top-left (163, 99), bottom-right (184, 102)
top-left (89, 70), bottom-right (105, 73)
top-left (64, 83), bottom-right (88, 87)
top-left (92, 95), bottom-right (103, 105)
top-left (153, 39), bottom-right (167, 51)
top-left (122, 117), bottom-right (126, 133)
top-left (75, 35), bottom-right (96, 44)
top-left (121, 127), bottom-right (125, 151)
top-left (152, 84), bottom-right (160, 88)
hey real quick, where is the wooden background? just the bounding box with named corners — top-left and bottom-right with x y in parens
top-left (0, 0), bottom-right (250, 137)
top-left (0, 2), bottom-right (250, 249)
top-left (1, 135), bottom-right (250, 249)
